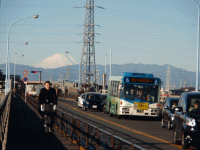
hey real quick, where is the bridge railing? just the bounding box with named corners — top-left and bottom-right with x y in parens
top-left (23, 94), bottom-right (146, 150)
top-left (54, 108), bottom-right (145, 150)
top-left (54, 109), bottom-right (144, 150)
top-left (21, 94), bottom-right (40, 112)
top-left (0, 91), bottom-right (12, 150)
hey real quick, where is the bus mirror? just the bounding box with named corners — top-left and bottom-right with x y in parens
top-left (119, 84), bottom-right (123, 89)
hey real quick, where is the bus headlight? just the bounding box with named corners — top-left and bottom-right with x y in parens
top-left (122, 108), bottom-right (129, 111)
top-left (186, 117), bottom-right (196, 127)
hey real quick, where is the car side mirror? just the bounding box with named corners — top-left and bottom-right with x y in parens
top-left (164, 106), bottom-right (169, 109)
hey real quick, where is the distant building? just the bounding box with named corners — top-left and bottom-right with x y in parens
top-left (0, 70), bottom-right (5, 90)
top-left (0, 70), bottom-right (5, 81)
top-left (170, 87), bottom-right (196, 96)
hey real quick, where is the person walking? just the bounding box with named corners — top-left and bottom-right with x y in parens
top-left (39, 81), bottom-right (57, 132)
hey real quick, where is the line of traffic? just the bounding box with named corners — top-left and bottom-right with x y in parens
top-left (58, 101), bottom-right (182, 149)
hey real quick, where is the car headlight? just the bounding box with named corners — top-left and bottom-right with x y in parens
top-left (186, 117), bottom-right (196, 127)
top-left (86, 101), bottom-right (90, 104)
top-left (171, 114), bottom-right (175, 121)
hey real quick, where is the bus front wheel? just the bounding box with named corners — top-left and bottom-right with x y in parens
top-left (115, 104), bottom-right (121, 119)
top-left (109, 103), bottom-right (113, 117)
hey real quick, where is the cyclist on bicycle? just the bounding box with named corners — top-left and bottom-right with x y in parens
top-left (39, 81), bottom-right (57, 132)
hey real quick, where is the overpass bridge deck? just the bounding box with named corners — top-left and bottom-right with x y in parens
top-left (6, 97), bottom-right (77, 150)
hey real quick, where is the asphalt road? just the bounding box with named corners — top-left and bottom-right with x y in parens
top-left (57, 98), bottom-right (198, 150)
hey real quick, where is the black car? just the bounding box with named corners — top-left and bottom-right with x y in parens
top-left (161, 97), bottom-right (179, 130)
top-left (173, 92), bottom-right (200, 149)
top-left (78, 93), bottom-right (105, 111)
top-left (100, 95), bottom-right (107, 113)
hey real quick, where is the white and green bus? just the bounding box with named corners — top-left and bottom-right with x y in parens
top-left (105, 72), bottom-right (162, 118)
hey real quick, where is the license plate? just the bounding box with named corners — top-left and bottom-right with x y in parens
top-left (93, 105), bottom-right (97, 108)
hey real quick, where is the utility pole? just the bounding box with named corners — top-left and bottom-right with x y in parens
top-left (80, 0), bottom-right (96, 89)
top-left (180, 79), bottom-right (182, 89)
top-left (173, 83), bottom-right (176, 90)
top-left (184, 79), bottom-right (187, 88)
top-left (39, 71), bottom-right (41, 83)
top-left (105, 55), bottom-right (107, 74)
top-left (96, 69), bottom-right (100, 92)
top-left (166, 64), bottom-right (170, 92)
top-left (66, 65), bottom-right (70, 83)
top-left (60, 75), bottom-right (62, 83)
top-left (192, 0), bottom-right (200, 91)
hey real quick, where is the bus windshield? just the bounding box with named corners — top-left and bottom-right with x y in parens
top-left (121, 84), bottom-right (158, 102)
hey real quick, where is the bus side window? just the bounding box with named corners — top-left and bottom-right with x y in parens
top-left (118, 82), bottom-right (121, 98)
top-left (110, 81), bottom-right (114, 96)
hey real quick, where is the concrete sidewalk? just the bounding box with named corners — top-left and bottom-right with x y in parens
top-left (6, 97), bottom-right (77, 150)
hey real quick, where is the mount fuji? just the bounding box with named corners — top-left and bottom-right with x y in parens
top-left (33, 53), bottom-right (78, 69)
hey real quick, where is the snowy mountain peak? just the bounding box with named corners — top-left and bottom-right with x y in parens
top-left (33, 53), bottom-right (78, 69)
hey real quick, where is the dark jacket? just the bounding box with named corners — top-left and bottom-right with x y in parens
top-left (39, 87), bottom-right (57, 105)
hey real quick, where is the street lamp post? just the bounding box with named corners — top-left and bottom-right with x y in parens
top-left (103, 55), bottom-right (107, 93)
top-left (65, 51), bottom-right (81, 90)
top-left (192, 0), bottom-right (200, 91)
top-left (79, 61), bottom-right (81, 90)
top-left (14, 53), bottom-right (25, 89)
top-left (105, 55), bottom-right (107, 74)
top-left (110, 44), bottom-right (112, 77)
top-left (5, 15), bottom-right (39, 95)
top-left (98, 37), bottom-right (112, 77)
top-left (10, 42), bottom-right (28, 89)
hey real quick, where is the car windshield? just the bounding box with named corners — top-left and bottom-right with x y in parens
top-left (86, 94), bottom-right (101, 100)
top-left (187, 95), bottom-right (200, 114)
top-left (170, 100), bottom-right (178, 109)
top-left (121, 84), bottom-right (158, 102)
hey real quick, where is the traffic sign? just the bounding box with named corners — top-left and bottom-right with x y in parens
top-left (23, 77), bottom-right (28, 82)
top-left (23, 70), bottom-right (29, 76)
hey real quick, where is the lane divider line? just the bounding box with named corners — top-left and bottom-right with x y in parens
top-left (58, 101), bottom-right (182, 149)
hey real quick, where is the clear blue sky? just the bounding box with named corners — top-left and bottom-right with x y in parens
top-left (0, 0), bottom-right (199, 72)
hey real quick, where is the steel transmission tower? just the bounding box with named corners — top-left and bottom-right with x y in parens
top-left (80, 0), bottom-right (96, 87)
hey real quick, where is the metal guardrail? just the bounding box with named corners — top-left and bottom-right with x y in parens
top-left (24, 95), bottom-right (146, 150)
top-left (0, 91), bottom-right (12, 150)
top-left (21, 94), bottom-right (39, 112)
top-left (54, 109), bottom-right (146, 150)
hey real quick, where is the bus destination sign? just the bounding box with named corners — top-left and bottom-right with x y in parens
top-left (125, 77), bottom-right (155, 84)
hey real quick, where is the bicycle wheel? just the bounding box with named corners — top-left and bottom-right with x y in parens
top-left (44, 114), bottom-right (49, 134)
